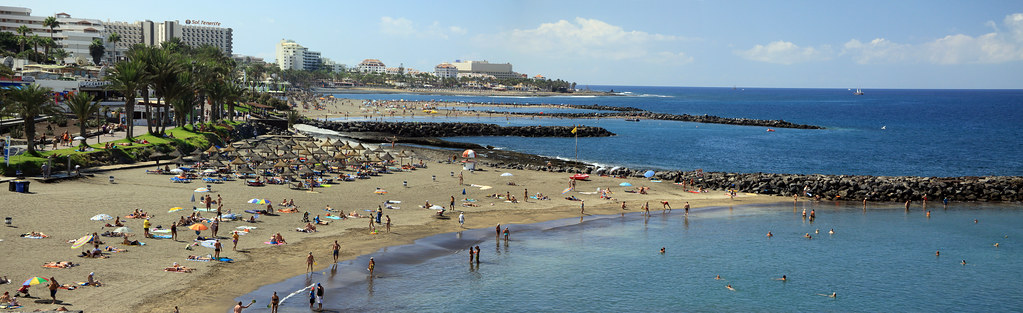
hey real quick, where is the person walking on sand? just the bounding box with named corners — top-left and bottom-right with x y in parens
top-left (458, 212), bottom-right (465, 227)
top-left (368, 257), bottom-right (376, 275)
top-left (580, 200), bottom-right (585, 214)
top-left (214, 240), bottom-right (223, 259)
top-left (331, 240), bottom-right (341, 263)
top-left (385, 215), bottom-right (391, 233)
top-left (232, 231), bottom-right (239, 250)
top-left (450, 196), bottom-right (456, 210)
top-left (459, 172), bottom-right (464, 185)
top-left (316, 283), bottom-right (325, 310)
top-left (270, 292), bottom-right (279, 313)
top-left (171, 222), bottom-right (178, 241)
top-left (48, 277), bottom-right (59, 304)
top-left (307, 252), bottom-right (315, 273)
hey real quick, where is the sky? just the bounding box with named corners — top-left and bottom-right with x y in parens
top-left (9, 0), bottom-right (1023, 89)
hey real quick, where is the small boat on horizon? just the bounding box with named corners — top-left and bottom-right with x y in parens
top-left (853, 88), bottom-right (864, 95)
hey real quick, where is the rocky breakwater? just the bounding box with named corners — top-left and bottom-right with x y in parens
top-left (501, 111), bottom-right (823, 129)
top-left (303, 120), bottom-right (615, 137)
top-left (479, 162), bottom-right (1023, 203)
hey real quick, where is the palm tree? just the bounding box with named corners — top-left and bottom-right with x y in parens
top-left (148, 50), bottom-right (183, 134)
top-left (51, 48), bottom-right (69, 64)
top-left (89, 38), bottom-right (105, 65)
top-left (43, 16), bottom-right (61, 40)
top-left (29, 34), bottom-right (42, 54)
top-left (107, 32), bottom-right (121, 62)
top-left (15, 25), bottom-right (30, 53)
top-left (286, 110), bottom-right (300, 129)
top-left (166, 71), bottom-right (196, 129)
top-left (3, 84), bottom-right (58, 154)
top-left (65, 92), bottom-right (102, 146)
top-left (105, 59), bottom-right (147, 139)
top-left (41, 37), bottom-right (55, 61)
top-left (224, 82), bottom-right (246, 121)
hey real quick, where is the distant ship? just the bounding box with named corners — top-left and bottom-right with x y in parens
top-left (853, 88), bottom-right (864, 95)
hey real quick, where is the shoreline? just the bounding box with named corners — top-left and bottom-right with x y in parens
top-left (311, 86), bottom-right (616, 98)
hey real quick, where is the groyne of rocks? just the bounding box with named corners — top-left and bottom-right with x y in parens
top-left (479, 161), bottom-right (1023, 203)
top-left (499, 111), bottom-right (823, 129)
top-left (303, 120), bottom-right (615, 137)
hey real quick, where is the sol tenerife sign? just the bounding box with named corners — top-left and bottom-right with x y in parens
top-left (184, 19), bottom-right (221, 26)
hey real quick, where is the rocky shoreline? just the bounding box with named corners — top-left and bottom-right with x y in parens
top-left (480, 161), bottom-right (1023, 203)
top-left (303, 120), bottom-right (615, 137)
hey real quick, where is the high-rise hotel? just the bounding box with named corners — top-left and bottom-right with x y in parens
top-left (1, 5), bottom-right (232, 64)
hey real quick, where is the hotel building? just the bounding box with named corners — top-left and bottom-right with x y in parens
top-left (0, 6), bottom-right (105, 64)
top-left (434, 63), bottom-right (458, 78)
top-left (358, 59), bottom-right (386, 73)
top-left (275, 39), bottom-right (322, 71)
top-left (451, 60), bottom-right (517, 79)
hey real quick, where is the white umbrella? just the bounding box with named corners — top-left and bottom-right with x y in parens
top-left (169, 168), bottom-right (184, 173)
top-left (500, 172), bottom-right (513, 177)
top-left (73, 136), bottom-right (86, 141)
top-left (429, 205), bottom-right (445, 210)
top-left (194, 187), bottom-right (210, 193)
top-left (90, 214), bottom-right (113, 221)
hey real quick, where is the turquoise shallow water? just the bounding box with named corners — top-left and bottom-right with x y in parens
top-left (239, 203), bottom-right (1023, 312)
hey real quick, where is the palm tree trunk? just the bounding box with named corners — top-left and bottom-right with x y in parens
top-left (24, 118), bottom-right (36, 154)
top-left (143, 90), bottom-right (153, 135)
top-left (125, 96), bottom-right (135, 139)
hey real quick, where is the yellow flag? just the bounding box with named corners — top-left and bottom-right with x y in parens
top-left (571, 126), bottom-right (578, 134)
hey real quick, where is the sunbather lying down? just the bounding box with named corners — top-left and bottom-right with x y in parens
top-left (186, 255), bottom-right (214, 261)
top-left (42, 261), bottom-right (75, 268)
top-left (164, 263), bottom-right (193, 273)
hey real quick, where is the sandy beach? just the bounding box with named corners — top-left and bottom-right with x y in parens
top-left (0, 96), bottom-right (787, 312)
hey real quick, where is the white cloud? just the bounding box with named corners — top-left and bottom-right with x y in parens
top-left (490, 17), bottom-right (692, 62)
top-left (379, 17), bottom-right (464, 39)
top-left (736, 41), bottom-right (831, 65)
top-left (844, 13), bottom-right (1023, 65)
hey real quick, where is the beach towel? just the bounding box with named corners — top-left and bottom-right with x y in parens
top-left (151, 229), bottom-right (171, 233)
top-left (264, 241), bottom-right (286, 245)
top-left (278, 208), bottom-right (299, 213)
top-left (164, 267), bottom-right (192, 273)
top-left (324, 215), bottom-right (342, 220)
top-left (236, 226), bottom-right (257, 230)
top-left (153, 235), bottom-right (172, 239)
top-left (22, 235), bottom-right (47, 239)
top-left (43, 262), bottom-right (74, 269)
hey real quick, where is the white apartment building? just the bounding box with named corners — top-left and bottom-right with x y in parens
top-left (434, 63), bottom-right (458, 78)
top-left (0, 6), bottom-right (106, 64)
top-left (321, 57), bottom-right (345, 73)
top-left (275, 39), bottom-right (322, 71)
top-left (358, 59), bottom-right (386, 73)
top-left (451, 60), bottom-right (516, 79)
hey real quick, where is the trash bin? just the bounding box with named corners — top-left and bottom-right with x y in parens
top-left (13, 180), bottom-right (29, 193)
top-left (8, 181), bottom-right (14, 192)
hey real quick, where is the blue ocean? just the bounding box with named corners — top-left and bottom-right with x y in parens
top-left (240, 203), bottom-right (1023, 312)
top-left (329, 86), bottom-right (1023, 177)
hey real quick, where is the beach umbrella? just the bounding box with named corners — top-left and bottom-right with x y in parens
top-left (169, 168), bottom-right (184, 173)
top-left (204, 145), bottom-right (220, 154)
top-left (255, 163), bottom-right (273, 170)
top-left (188, 223), bottom-right (208, 231)
top-left (354, 143), bottom-right (367, 151)
top-left (500, 172), bottom-right (514, 177)
top-left (23, 277), bottom-right (49, 286)
top-left (428, 205), bottom-right (445, 210)
top-left (71, 234), bottom-right (93, 249)
top-left (462, 149), bottom-right (476, 158)
top-left (380, 153), bottom-right (395, 161)
top-left (90, 214), bottom-right (113, 221)
top-left (273, 161), bottom-right (289, 168)
top-left (619, 182), bottom-right (633, 187)
top-left (202, 169), bottom-right (218, 174)
top-left (319, 139), bottom-right (333, 147)
top-left (233, 142), bottom-right (253, 149)
top-left (374, 189), bottom-right (388, 195)
top-left (230, 157), bottom-right (247, 165)
top-left (247, 199), bottom-right (269, 204)
top-left (194, 187), bottom-right (210, 193)
top-left (169, 207), bottom-right (186, 213)
top-left (73, 136), bottom-right (86, 141)
top-left (113, 227), bottom-right (132, 233)
top-left (220, 146), bottom-right (236, 153)
top-left (644, 170), bottom-right (655, 178)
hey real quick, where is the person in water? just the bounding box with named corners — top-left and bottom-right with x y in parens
top-left (766, 231), bottom-right (773, 237)
top-left (776, 275), bottom-right (787, 281)
top-left (726, 284), bottom-right (735, 291)
top-left (659, 247), bottom-right (665, 254)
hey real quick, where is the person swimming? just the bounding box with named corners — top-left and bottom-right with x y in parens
top-left (726, 284), bottom-right (735, 291)
top-left (815, 229), bottom-right (819, 234)
top-left (775, 275), bottom-right (787, 281)
top-left (962, 260), bottom-right (967, 265)
top-left (766, 231), bottom-right (773, 237)
top-left (936, 250), bottom-right (940, 256)
top-left (828, 229), bottom-right (835, 235)
top-left (804, 233), bottom-right (812, 239)
top-left (659, 247), bottom-right (665, 254)
top-left (715, 275), bottom-right (722, 280)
